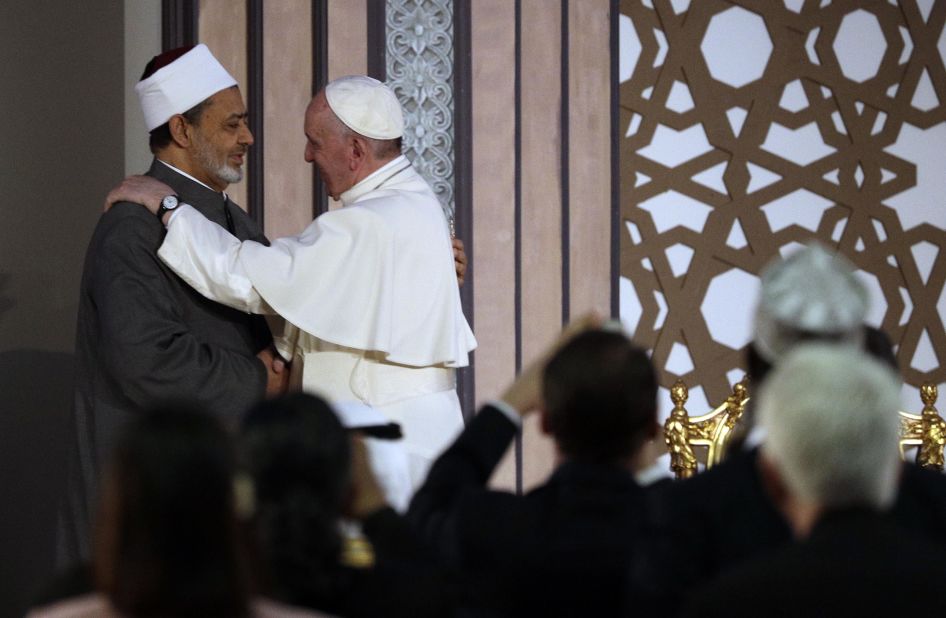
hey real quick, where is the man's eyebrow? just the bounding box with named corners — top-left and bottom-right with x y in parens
top-left (226, 112), bottom-right (250, 121)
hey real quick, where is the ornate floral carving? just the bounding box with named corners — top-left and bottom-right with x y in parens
top-left (386, 0), bottom-right (455, 222)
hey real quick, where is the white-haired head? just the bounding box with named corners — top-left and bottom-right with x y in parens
top-left (759, 343), bottom-right (901, 511)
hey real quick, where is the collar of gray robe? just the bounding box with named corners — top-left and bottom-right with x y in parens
top-left (147, 158), bottom-right (234, 230)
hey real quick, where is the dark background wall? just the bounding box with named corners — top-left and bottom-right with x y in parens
top-left (0, 1), bottom-right (124, 615)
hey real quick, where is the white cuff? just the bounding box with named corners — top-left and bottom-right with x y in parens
top-left (489, 399), bottom-right (523, 429)
top-left (165, 206), bottom-right (185, 228)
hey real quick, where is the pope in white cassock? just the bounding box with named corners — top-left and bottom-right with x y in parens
top-left (110, 76), bottom-right (477, 503)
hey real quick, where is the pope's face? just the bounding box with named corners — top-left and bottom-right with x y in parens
top-left (304, 92), bottom-right (356, 200)
top-left (188, 86), bottom-right (254, 191)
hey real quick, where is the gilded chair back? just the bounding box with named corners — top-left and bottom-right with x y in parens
top-left (899, 383), bottom-right (945, 471)
top-left (664, 378), bottom-right (750, 479)
top-left (665, 378), bottom-right (945, 479)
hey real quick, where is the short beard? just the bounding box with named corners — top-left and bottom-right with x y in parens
top-left (192, 131), bottom-right (244, 187)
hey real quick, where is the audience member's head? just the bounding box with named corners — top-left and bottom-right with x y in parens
top-left (95, 403), bottom-right (250, 618)
top-left (542, 328), bottom-right (658, 465)
top-left (758, 343), bottom-right (902, 536)
top-left (750, 242), bottom-right (869, 386)
top-left (240, 393), bottom-right (351, 607)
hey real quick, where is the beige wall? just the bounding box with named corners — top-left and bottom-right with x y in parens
top-left (263, 0), bottom-right (314, 236)
top-left (471, 0), bottom-right (613, 490)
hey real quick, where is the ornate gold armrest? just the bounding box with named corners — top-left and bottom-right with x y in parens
top-left (664, 378), bottom-right (750, 479)
top-left (899, 383), bottom-right (945, 471)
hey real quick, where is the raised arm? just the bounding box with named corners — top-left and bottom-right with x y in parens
top-left (407, 314), bottom-right (599, 564)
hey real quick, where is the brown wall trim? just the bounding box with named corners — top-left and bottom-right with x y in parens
top-left (453, 0), bottom-right (475, 421)
top-left (247, 0), bottom-right (264, 229)
top-left (560, 0), bottom-right (570, 325)
top-left (162, 0), bottom-right (198, 51)
top-left (366, 0), bottom-right (386, 81)
top-left (312, 0), bottom-right (329, 217)
top-left (513, 0), bottom-right (523, 494)
top-left (610, 0), bottom-right (619, 318)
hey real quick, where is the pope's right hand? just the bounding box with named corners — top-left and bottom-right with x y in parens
top-left (104, 175), bottom-right (174, 215)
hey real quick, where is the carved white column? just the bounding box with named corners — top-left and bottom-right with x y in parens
top-left (386, 0), bottom-right (456, 222)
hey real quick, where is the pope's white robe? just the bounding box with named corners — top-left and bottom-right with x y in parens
top-left (157, 156), bottom-right (477, 501)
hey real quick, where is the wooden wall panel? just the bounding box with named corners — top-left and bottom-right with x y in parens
top-left (568, 0), bottom-right (612, 317)
top-left (263, 0), bottom-right (313, 237)
top-left (325, 0), bottom-right (367, 212)
top-left (327, 0), bottom-right (367, 79)
top-left (470, 0), bottom-right (517, 489)
top-left (519, 0), bottom-right (564, 490)
top-left (199, 0), bottom-right (249, 210)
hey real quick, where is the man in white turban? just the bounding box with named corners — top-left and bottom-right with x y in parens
top-left (58, 44), bottom-right (288, 566)
top-left (106, 75), bottom-right (477, 497)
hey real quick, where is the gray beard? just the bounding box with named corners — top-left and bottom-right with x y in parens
top-left (213, 162), bottom-right (243, 185)
top-left (193, 134), bottom-right (244, 186)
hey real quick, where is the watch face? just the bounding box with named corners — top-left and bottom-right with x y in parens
top-left (161, 195), bottom-right (179, 210)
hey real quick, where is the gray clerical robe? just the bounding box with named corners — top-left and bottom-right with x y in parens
top-left (56, 160), bottom-right (272, 565)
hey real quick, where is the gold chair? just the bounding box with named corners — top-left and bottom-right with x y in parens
top-left (664, 377), bottom-right (750, 479)
top-left (898, 383), bottom-right (945, 471)
top-left (665, 378), bottom-right (946, 478)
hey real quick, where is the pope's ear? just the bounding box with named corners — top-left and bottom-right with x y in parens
top-left (349, 136), bottom-right (371, 170)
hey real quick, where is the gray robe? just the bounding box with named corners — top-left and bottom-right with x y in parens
top-left (56, 160), bottom-right (271, 565)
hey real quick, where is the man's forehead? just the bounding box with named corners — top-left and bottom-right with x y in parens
top-left (204, 86), bottom-right (247, 115)
top-left (305, 92), bottom-right (328, 116)
top-left (305, 95), bottom-right (332, 132)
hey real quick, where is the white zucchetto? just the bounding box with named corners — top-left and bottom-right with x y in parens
top-left (325, 76), bottom-right (404, 140)
top-left (135, 44), bottom-right (237, 131)
top-left (753, 242), bottom-right (868, 362)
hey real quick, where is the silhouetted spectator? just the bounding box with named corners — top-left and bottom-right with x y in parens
top-left (409, 317), bottom-right (660, 617)
top-left (30, 404), bottom-right (328, 618)
top-left (242, 393), bottom-right (455, 617)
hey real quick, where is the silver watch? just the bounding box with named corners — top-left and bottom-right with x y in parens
top-left (156, 194), bottom-right (180, 220)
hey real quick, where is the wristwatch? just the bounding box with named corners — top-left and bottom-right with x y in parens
top-left (156, 194), bottom-right (180, 221)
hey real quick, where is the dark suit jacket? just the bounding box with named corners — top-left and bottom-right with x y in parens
top-left (57, 160), bottom-right (272, 564)
top-left (408, 405), bottom-right (651, 617)
top-left (647, 447), bottom-right (946, 611)
top-left (680, 508), bottom-right (946, 617)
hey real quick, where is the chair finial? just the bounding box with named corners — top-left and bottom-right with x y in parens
top-left (665, 380), bottom-right (697, 479)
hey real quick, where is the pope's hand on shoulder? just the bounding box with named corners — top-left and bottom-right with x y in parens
top-left (104, 175), bottom-right (174, 215)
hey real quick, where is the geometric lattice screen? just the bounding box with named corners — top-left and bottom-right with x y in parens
top-left (619, 0), bottom-right (946, 418)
